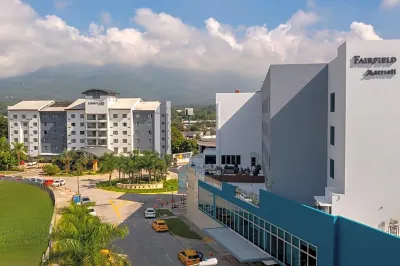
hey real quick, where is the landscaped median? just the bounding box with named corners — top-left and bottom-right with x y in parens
top-left (164, 218), bottom-right (202, 240)
top-left (96, 178), bottom-right (178, 194)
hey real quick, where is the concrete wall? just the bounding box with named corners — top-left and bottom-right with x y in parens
top-left (328, 40), bottom-right (400, 229)
top-left (132, 110), bottom-right (155, 152)
top-left (216, 92), bottom-right (262, 169)
top-left (40, 111), bottom-right (67, 154)
top-left (266, 64), bottom-right (328, 205)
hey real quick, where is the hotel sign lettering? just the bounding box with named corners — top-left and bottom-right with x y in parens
top-left (88, 101), bottom-right (105, 106)
top-left (353, 56), bottom-right (397, 77)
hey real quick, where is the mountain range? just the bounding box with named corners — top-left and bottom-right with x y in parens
top-left (0, 64), bottom-right (260, 105)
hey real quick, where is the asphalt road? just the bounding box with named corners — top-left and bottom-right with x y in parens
top-left (115, 193), bottom-right (185, 266)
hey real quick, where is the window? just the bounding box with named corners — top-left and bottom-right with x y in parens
top-left (34, 146), bottom-right (38, 150)
top-left (24, 138), bottom-right (28, 142)
top-left (13, 115), bottom-right (17, 119)
top-left (114, 148), bottom-right (119, 153)
top-left (43, 123), bottom-right (46, 127)
top-left (23, 122), bottom-right (27, 126)
top-left (162, 114), bottom-right (165, 117)
top-left (13, 138), bottom-right (18, 142)
top-left (43, 138), bottom-right (47, 142)
top-left (71, 139), bottom-right (76, 143)
top-left (33, 123), bottom-right (37, 127)
top-left (13, 130), bottom-right (18, 134)
top-left (205, 155), bottom-right (216, 164)
top-left (135, 122), bottom-right (140, 127)
top-left (72, 147), bottom-right (77, 150)
top-left (135, 114), bottom-right (140, 118)
top-left (23, 130), bottom-right (28, 134)
top-left (54, 146), bottom-right (59, 151)
top-left (80, 139), bottom-right (85, 143)
top-left (123, 139), bottom-right (127, 143)
top-left (113, 131), bottom-right (118, 135)
top-left (33, 114), bottom-right (37, 118)
top-left (148, 130), bottom-right (152, 135)
top-left (123, 122), bottom-right (127, 127)
top-left (52, 114), bottom-right (58, 119)
top-left (53, 130), bottom-right (56, 134)
top-left (123, 131), bottom-right (127, 135)
top-left (162, 122), bottom-right (165, 125)
top-left (148, 114), bottom-right (153, 118)
top-left (13, 123), bottom-right (17, 126)
top-left (123, 147), bottom-right (128, 153)
top-left (71, 114), bottom-right (76, 118)
top-left (113, 114), bottom-right (118, 118)
top-left (22, 115), bottom-right (26, 119)
top-left (148, 139), bottom-right (152, 144)
top-left (80, 131), bottom-right (84, 135)
top-left (162, 130), bottom-right (165, 133)
top-left (113, 122), bottom-right (118, 127)
top-left (135, 130), bottom-right (140, 135)
top-left (33, 130), bottom-right (37, 134)
top-left (136, 139), bottom-right (140, 143)
top-left (330, 93), bottom-right (335, 112)
top-left (162, 137), bottom-right (165, 141)
top-left (44, 146), bottom-right (48, 151)
top-left (113, 139), bottom-right (118, 143)
top-left (162, 145), bottom-right (165, 149)
top-left (80, 114), bottom-right (84, 119)
top-left (80, 122), bottom-right (84, 127)
top-left (330, 126), bottom-right (335, 146)
top-left (33, 138), bottom-right (38, 142)
top-left (44, 130), bottom-right (48, 135)
top-left (122, 114), bottom-right (127, 118)
top-left (221, 155), bottom-right (241, 165)
top-left (71, 122), bottom-right (76, 126)
top-left (330, 159), bottom-right (335, 179)
top-left (71, 131), bottom-right (76, 135)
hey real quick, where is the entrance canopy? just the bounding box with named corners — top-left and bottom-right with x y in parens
top-left (76, 147), bottom-right (113, 158)
top-left (203, 227), bottom-right (274, 263)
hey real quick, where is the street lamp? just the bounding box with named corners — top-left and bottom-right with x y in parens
top-left (171, 186), bottom-right (174, 209)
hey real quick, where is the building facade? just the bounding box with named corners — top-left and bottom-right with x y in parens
top-left (8, 89), bottom-right (171, 157)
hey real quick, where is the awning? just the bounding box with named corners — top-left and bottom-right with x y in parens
top-left (203, 227), bottom-right (274, 263)
top-left (314, 196), bottom-right (332, 207)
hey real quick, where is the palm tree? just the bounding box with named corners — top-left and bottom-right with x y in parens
top-left (11, 142), bottom-right (27, 166)
top-left (47, 204), bottom-right (130, 266)
top-left (121, 154), bottom-right (140, 184)
top-left (141, 150), bottom-right (159, 183)
top-left (79, 153), bottom-right (92, 171)
top-left (60, 149), bottom-right (75, 173)
top-left (99, 153), bottom-right (117, 186)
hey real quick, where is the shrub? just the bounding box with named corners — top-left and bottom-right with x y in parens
top-left (42, 164), bottom-right (61, 176)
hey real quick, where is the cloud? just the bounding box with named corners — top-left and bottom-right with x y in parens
top-left (381, 0), bottom-right (400, 9)
top-left (0, 0), bottom-right (383, 79)
top-left (99, 11), bottom-right (112, 26)
top-left (54, 0), bottom-right (70, 11)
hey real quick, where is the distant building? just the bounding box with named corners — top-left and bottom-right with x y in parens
top-left (7, 89), bottom-right (171, 157)
top-left (182, 131), bottom-right (203, 139)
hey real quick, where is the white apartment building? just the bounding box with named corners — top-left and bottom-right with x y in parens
top-left (210, 39), bottom-right (400, 232)
top-left (8, 89), bottom-right (171, 157)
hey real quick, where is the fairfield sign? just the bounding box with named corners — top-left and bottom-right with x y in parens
top-left (353, 56), bottom-right (397, 77)
top-left (87, 101), bottom-right (105, 106)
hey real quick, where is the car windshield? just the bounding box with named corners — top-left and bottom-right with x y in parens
top-left (158, 222), bottom-right (166, 226)
top-left (82, 198), bottom-right (89, 201)
top-left (147, 209), bottom-right (154, 212)
top-left (188, 255), bottom-right (199, 259)
top-left (88, 209), bottom-right (94, 212)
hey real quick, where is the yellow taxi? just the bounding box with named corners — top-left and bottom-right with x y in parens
top-left (178, 249), bottom-right (202, 265)
top-left (151, 219), bottom-right (169, 232)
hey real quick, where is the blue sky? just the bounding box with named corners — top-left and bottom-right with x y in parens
top-left (24, 0), bottom-right (399, 38)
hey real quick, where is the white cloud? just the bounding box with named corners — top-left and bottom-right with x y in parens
top-left (99, 11), bottom-right (112, 26)
top-left (381, 0), bottom-right (400, 9)
top-left (0, 0), bottom-right (383, 79)
top-left (54, 0), bottom-right (70, 11)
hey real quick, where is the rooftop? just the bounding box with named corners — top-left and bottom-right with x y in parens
top-left (65, 99), bottom-right (85, 110)
top-left (109, 98), bottom-right (141, 110)
top-left (8, 100), bottom-right (54, 111)
top-left (41, 102), bottom-right (73, 112)
top-left (135, 101), bottom-right (160, 111)
top-left (82, 88), bottom-right (119, 96)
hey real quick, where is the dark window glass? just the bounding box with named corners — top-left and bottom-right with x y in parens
top-left (300, 251), bottom-right (307, 266)
top-left (309, 245), bottom-right (317, 257)
top-left (330, 92), bottom-right (335, 112)
top-left (221, 155), bottom-right (226, 165)
top-left (300, 240), bottom-right (308, 252)
top-left (330, 126), bottom-right (335, 145)
top-left (271, 235), bottom-right (277, 258)
top-left (308, 256), bottom-right (316, 266)
top-left (285, 243), bottom-right (292, 266)
top-left (236, 155), bottom-right (241, 165)
top-left (330, 159), bottom-right (335, 179)
top-left (265, 232), bottom-right (271, 253)
top-left (278, 238), bottom-right (284, 262)
top-left (292, 248), bottom-right (300, 266)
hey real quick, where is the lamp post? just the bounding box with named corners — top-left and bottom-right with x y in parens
top-left (171, 186), bottom-right (174, 209)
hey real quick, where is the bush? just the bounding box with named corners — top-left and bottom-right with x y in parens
top-left (42, 164), bottom-right (61, 176)
top-left (9, 167), bottom-right (25, 172)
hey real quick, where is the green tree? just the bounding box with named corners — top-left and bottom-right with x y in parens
top-left (121, 152), bottom-right (140, 183)
top-left (47, 204), bottom-right (130, 266)
top-left (99, 153), bottom-right (118, 186)
top-left (171, 125), bottom-right (185, 154)
top-left (0, 116), bottom-right (8, 138)
top-left (79, 153), bottom-right (92, 171)
top-left (59, 149), bottom-right (75, 173)
top-left (163, 154), bottom-right (173, 169)
top-left (189, 123), bottom-right (201, 131)
top-left (172, 121), bottom-right (184, 131)
top-left (140, 150), bottom-right (159, 182)
top-left (74, 159), bottom-right (85, 176)
top-left (0, 137), bottom-right (16, 170)
top-left (42, 164), bottom-right (61, 176)
top-left (11, 142), bottom-right (27, 166)
top-left (180, 139), bottom-right (198, 154)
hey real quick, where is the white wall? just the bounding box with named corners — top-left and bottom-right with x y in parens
top-left (329, 40), bottom-right (400, 229)
top-left (8, 110), bottom-right (41, 157)
top-left (109, 109), bottom-right (133, 154)
top-left (66, 110), bottom-right (86, 151)
top-left (216, 92), bottom-right (262, 169)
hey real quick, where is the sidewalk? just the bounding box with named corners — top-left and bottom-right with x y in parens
top-left (169, 202), bottom-right (249, 266)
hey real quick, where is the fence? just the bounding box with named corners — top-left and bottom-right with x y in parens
top-left (0, 177), bottom-right (56, 265)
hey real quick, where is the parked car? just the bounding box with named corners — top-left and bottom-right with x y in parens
top-left (26, 161), bottom-right (38, 166)
top-left (44, 179), bottom-right (54, 186)
top-left (60, 179), bottom-right (66, 186)
top-left (145, 208), bottom-right (156, 218)
top-left (52, 180), bottom-right (61, 187)
top-left (35, 179), bottom-right (44, 184)
top-left (87, 207), bottom-right (97, 216)
top-left (151, 220), bottom-right (168, 232)
top-left (81, 196), bottom-right (91, 205)
top-left (178, 250), bottom-right (203, 266)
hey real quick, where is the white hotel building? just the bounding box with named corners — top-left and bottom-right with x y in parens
top-left (8, 89), bottom-right (171, 157)
top-left (205, 39), bottom-right (400, 232)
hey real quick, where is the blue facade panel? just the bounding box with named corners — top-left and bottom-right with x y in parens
top-left (198, 180), bottom-right (400, 266)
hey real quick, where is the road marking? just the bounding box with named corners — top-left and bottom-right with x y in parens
top-left (132, 223), bottom-right (136, 228)
top-left (132, 238), bottom-right (137, 245)
top-left (109, 200), bottom-right (121, 218)
top-left (165, 253), bottom-right (173, 262)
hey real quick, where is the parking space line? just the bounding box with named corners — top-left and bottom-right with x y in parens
top-left (109, 200), bottom-right (121, 218)
top-left (165, 253), bottom-right (172, 262)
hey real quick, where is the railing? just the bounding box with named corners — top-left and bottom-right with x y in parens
top-left (0, 177), bottom-right (57, 264)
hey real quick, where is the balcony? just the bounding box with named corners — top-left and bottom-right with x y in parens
top-left (86, 114), bottom-right (96, 121)
top-left (97, 123), bottom-right (107, 129)
top-left (97, 115), bottom-right (107, 121)
top-left (86, 123), bottom-right (97, 129)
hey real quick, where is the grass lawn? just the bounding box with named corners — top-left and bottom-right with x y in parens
top-left (156, 209), bottom-right (174, 217)
top-left (0, 182), bottom-right (54, 266)
top-left (164, 218), bottom-right (202, 240)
